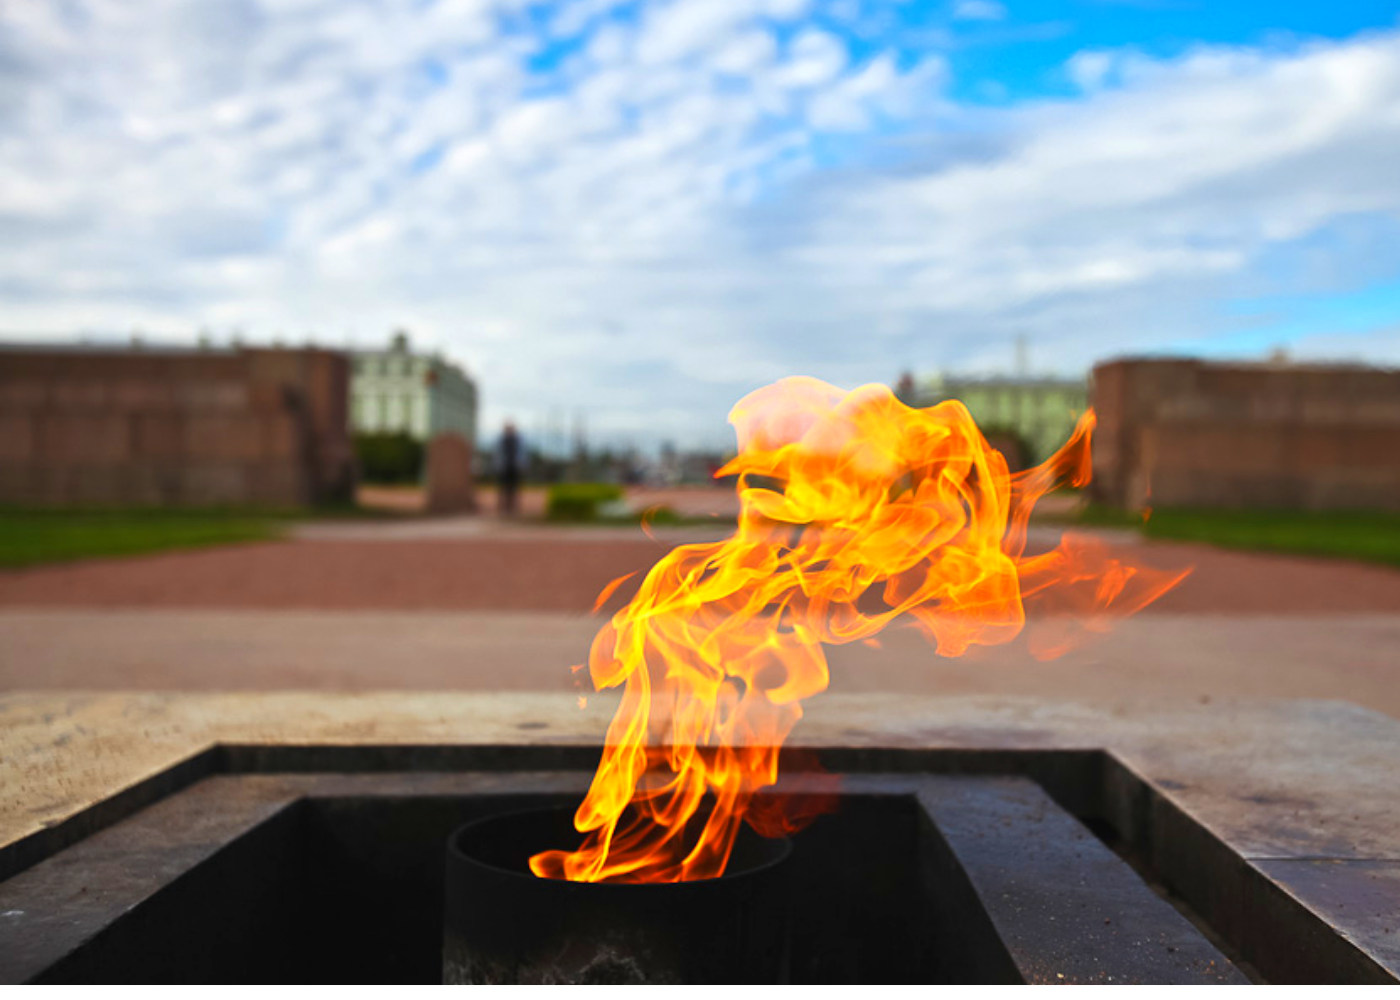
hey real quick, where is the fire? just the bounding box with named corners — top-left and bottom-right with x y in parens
top-left (530, 377), bottom-right (1188, 883)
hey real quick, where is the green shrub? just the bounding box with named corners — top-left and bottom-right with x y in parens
top-left (355, 432), bottom-right (424, 484)
top-left (640, 505), bottom-right (679, 525)
top-left (978, 425), bottom-right (1035, 471)
top-left (546, 482), bottom-right (624, 521)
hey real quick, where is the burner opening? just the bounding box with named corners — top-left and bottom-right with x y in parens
top-left (444, 806), bottom-right (795, 983)
top-left (450, 804), bottom-right (791, 880)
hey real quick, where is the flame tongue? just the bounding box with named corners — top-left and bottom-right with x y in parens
top-left (530, 377), bottom-right (1187, 883)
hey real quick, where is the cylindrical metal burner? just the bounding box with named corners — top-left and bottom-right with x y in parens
top-left (444, 806), bottom-right (793, 984)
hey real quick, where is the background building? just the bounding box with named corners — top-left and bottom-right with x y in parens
top-left (351, 331), bottom-right (477, 445)
top-left (1091, 357), bottom-right (1400, 510)
top-left (898, 371), bottom-right (1089, 467)
top-left (0, 343), bottom-right (355, 507)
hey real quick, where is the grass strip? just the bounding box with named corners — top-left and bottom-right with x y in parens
top-left (1068, 504), bottom-right (1400, 569)
top-left (0, 508), bottom-right (285, 568)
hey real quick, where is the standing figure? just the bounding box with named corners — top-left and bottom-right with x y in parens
top-left (498, 421), bottom-right (524, 516)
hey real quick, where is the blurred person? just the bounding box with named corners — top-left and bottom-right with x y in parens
top-left (498, 421), bottom-right (525, 516)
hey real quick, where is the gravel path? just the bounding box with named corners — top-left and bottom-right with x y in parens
top-left (1, 525), bottom-right (1399, 615)
top-left (0, 537), bottom-right (664, 613)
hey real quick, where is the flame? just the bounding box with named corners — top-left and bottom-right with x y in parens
top-left (530, 377), bottom-right (1188, 883)
top-left (591, 571), bottom-right (638, 614)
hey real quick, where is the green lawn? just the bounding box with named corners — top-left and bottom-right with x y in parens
top-left (0, 508), bottom-right (288, 568)
top-left (1069, 504), bottom-right (1400, 569)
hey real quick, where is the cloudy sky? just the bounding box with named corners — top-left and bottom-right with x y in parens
top-left (2, 0), bottom-right (1399, 448)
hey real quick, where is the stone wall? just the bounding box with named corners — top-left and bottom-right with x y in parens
top-left (1090, 358), bottom-right (1400, 509)
top-left (0, 346), bottom-right (356, 507)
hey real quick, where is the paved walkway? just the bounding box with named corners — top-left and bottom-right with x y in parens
top-left (3, 520), bottom-right (1400, 615)
top-left (3, 608), bottom-right (1398, 716)
top-left (2, 516), bottom-right (1399, 718)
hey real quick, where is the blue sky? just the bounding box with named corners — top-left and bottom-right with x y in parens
top-left (938, 0), bottom-right (1400, 97)
top-left (2, 0), bottom-right (1399, 448)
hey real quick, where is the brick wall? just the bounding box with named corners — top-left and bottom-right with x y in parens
top-left (1089, 359), bottom-right (1400, 510)
top-left (0, 346), bottom-right (356, 507)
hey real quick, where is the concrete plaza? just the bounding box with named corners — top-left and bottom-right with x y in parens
top-left (2, 494), bottom-right (1399, 719)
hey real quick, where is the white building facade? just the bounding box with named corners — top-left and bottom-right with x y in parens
top-left (351, 331), bottom-right (477, 444)
top-left (900, 371), bottom-right (1087, 464)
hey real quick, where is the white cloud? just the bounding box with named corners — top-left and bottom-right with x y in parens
top-left (806, 53), bottom-right (944, 129)
top-left (1066, 50), bottom-right (1115, 90)
top-left (1, 4), bottom-right (1398, 448)
top-left (711, 30), bottom-right (778, 76)
top-left (773, 29), bottom-right (848, 89)
top-left (550, 0), bottom-right (626, 39)
top-left (636, 0), bottom-right (806, 66)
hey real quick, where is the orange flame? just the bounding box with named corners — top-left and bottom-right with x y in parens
top-left (530, 377), bottom-right (1188, 883)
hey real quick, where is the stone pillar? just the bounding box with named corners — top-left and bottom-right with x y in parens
top-left (425, 432), bottom-right (477, 514)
